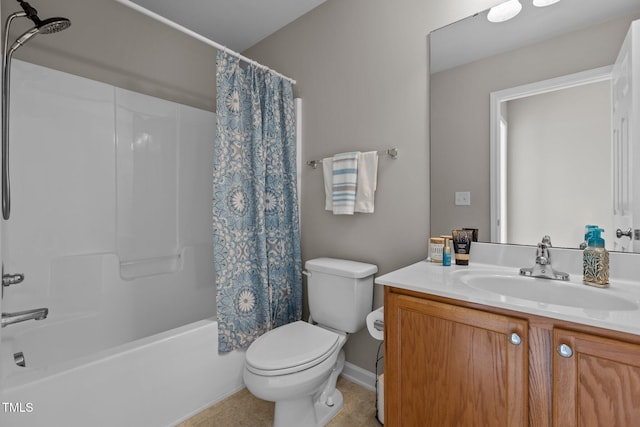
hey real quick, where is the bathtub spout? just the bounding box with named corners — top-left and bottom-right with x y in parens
top-left (1, 307), bottom-right (48, 327)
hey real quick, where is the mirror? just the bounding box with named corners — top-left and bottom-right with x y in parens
top-left (429, 0), bottom-right (640, 251)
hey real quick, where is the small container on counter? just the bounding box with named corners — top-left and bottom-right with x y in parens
top-left (442, 238), bottom-right (452, 266)
top-left (583, 227), bottom-right (609, 287)
top-left (451, 229), bottom-right (474, 265)
top-left (429, 237), bottom-right (445, 263)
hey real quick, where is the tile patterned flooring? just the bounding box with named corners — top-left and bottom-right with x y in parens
top-left (177, 376), bottom-right (382, 427)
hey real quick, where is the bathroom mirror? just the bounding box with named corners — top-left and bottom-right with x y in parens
top-left (429, 0), bottom-right (640, 251)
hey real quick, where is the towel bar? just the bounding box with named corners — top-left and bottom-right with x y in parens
top-left (306, 148), bottom-right (398, 169)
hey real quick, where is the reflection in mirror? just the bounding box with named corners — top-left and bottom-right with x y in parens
top-left (490, 67), bottom-right (614, 250)
top-left (429, 0), bottom-right (640, 251)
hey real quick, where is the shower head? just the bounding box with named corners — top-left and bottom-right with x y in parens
top-left (7, 8), bottom-right (71, 56)
top-left (35, 17), bottom-right (71, 34)
top-left (16, 0), bottom-right (71, 35)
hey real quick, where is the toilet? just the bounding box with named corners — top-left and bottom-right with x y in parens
top-left (243, 257), bottom-right (377, 427)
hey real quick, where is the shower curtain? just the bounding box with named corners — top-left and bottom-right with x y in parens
top-left (213, 51), bottom-right (302, 352)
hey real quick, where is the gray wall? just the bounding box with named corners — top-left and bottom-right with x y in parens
top-left (430, 13), bottom-right (640, 243)
top-left (244, 0), bottom-right (500, 373)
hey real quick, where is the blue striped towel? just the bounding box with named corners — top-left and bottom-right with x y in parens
top-left (332, 151), bottom-right (359, 215)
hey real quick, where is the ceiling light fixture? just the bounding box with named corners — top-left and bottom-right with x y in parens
top-left (533, 0), bottom-right (561, 6)
top-left (487, 0), bottom-right (523, 23)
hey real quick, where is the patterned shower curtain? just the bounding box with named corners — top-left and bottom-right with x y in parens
top-left (213, 51), bottom-right (302, 353)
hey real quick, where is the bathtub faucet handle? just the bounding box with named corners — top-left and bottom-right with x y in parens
top-left (3, 272), bottom-right (24, 287)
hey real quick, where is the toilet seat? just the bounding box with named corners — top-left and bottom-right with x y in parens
top-left (246, 321), bottom-right (341, 376)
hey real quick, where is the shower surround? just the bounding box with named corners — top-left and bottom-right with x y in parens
top-left (0, 60), bottom-right (239, 425)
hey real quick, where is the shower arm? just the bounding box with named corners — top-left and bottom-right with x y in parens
top-left (1, 12), bottom-right (27, 220)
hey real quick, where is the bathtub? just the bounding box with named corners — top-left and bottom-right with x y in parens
top-left (1, 318), bottom-right (246, 426)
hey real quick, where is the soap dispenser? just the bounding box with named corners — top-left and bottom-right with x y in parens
top-left (583, 228), bottom-right (609, 288)
top-left (580, 225), bottom-right (598, 249)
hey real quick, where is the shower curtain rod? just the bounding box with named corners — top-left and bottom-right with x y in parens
top-left (114, 0), bottom-right (297, 85)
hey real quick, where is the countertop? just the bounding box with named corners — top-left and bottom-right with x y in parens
top-left (375, 258), bottom-right (640, 337)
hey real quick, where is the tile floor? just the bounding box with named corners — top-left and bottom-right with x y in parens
top-left (177, 376), bottom-right (382, 427)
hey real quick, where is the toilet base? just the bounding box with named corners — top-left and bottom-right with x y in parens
top-left (314, 389), bottom-right (344, 427)
top-left (272, 389), bottom-right (344, 427)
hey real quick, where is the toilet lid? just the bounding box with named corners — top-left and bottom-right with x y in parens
top-left (246, 321), bottom-right (341, 376)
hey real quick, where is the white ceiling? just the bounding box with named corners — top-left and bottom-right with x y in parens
top-left (430, 0), bottom-right (640, 73)
top-left (127, 0), bottom-right (327, 52)
top-left (123, 0), bottom-right (639, 68)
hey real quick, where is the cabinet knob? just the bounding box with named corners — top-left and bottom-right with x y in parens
top-left (557, 343), bottom-right (573, 358)
top-left (509, 332), bottom-right (522, 346)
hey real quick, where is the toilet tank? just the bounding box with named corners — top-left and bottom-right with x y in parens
top-left (305, 258), bottom-right (377, 333)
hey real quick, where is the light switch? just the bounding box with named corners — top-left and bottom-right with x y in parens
top-left (455, 191), bottom-right (470, 206)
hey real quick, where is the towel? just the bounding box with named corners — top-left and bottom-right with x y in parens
top-left (322, 157), bottom-right (334, 211)
top-left (331, 151), bottom-right (359, 215)
top-left (355, 151), bottom-right (378, 213)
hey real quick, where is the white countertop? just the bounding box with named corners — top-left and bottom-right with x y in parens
top-left (376, 258), bottom-right (640, 337)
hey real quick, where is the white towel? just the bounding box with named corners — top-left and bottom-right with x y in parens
top-left (322, 157), bottom-right (334, 211)
top-left (331, 151), bottom-right (359, 215)
top-left (355, 151), bottom-right (378, 213)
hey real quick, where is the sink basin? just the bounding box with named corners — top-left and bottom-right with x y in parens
top-left (457, 272), bottom-right (638, 311)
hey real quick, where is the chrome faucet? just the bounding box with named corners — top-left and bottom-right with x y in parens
top-left (1, 266), bottom-right (48, 327)
top-left (520, 236), bottom-right (569, 281)
top-left (1, 307), bottom-right (48, 327)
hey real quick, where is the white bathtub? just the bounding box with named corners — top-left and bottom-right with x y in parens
top-left (1, 318), bottom-right (246, 427)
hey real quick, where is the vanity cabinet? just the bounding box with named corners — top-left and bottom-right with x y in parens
top-left (554, 329), bottom-right (640, 426)
top-left (385, 286), bottom-right (640, 427)
top-left (384, 290), bottom-right (528, 426)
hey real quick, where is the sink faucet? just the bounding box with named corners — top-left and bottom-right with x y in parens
top-left (1, 307), bottom-right (48, 328)
top-left (520, 236), bottom-right (569, 281)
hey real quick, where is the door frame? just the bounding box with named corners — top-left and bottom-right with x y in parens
top-left (489, 65), bottom-right (613, 243)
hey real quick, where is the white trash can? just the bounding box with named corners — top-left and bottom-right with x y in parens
top-left (377, 373), bottom-right (384, 424)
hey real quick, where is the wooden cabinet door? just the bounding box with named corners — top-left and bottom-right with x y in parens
top-left (385, 292), bottom-right (528, 426)
top-left (553, 328), bottom-right (640, 426)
